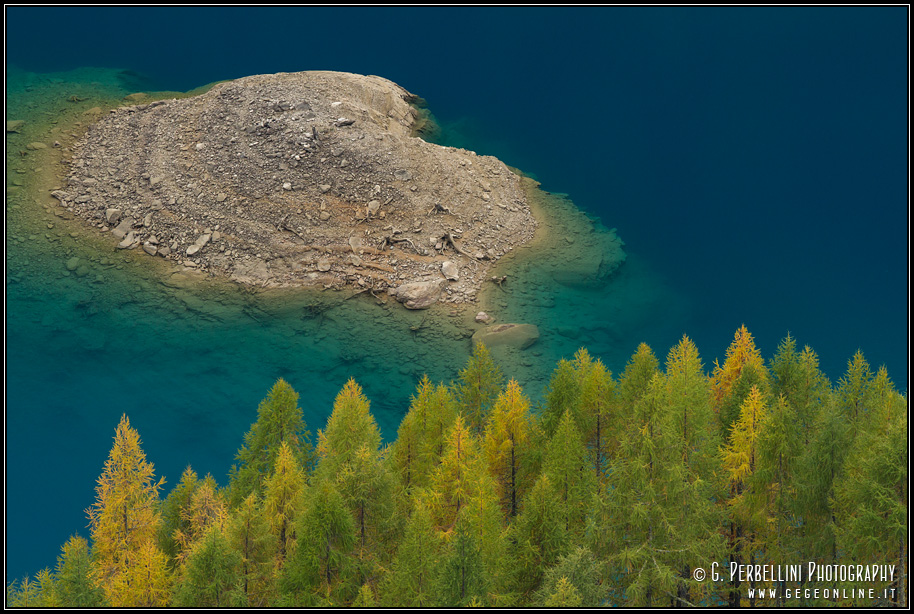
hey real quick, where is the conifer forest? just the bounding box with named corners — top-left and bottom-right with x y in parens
top-left (6, 327), bottom-right (908, 607)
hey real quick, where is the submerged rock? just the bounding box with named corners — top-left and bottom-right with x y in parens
top-left (471, 323), bottom-right (540, 350)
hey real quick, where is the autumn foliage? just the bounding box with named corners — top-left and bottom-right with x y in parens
top-left (7, 329), bottom-right (908, 608)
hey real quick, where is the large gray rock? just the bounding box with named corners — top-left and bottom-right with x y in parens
top-left (472, 323), bottom-right (539, 350)
top-left (389, 279), bottom-right (446, 310)
top-left (112, 218), bottom-right (135, 240)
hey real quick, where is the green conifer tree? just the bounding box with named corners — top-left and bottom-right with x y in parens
top-left (53, 535), bottom-right (105, 607)
top-left (281, 480), bottom-right (357, 605)
top-left (435, 514), bottom-right (489, 606)
top-left (454, 343), bottom-right (505, 435)
top-left (157, 466), bottom-right (200, 569)
top-left (616, 343), bottom-right (660, 425)
top-left (576, 356), bottom-right (616, 482)
top-left (509, 474), bottom-right (569, 598)
top-left (228, 379), bottom-right (313, 507)
top-left (542, 410), bottom-right (597, 538)
top-left (380, 501), bottom-right (441, 607)
top-left (833, 383), bottom-right (907, 607)
top-left (172, 524), bottom-right (243, 607)
top-left (225, 493), bottom-right (277, 606)
top-left (533, 546), bottom-right (606, 607)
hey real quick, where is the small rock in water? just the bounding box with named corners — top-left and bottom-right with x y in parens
top-left (475, 311), bottom-right (491, 323)
top-left (66, 257), bottom-right (80, 271)
top-left (7, 120), bottom-right (25, 133)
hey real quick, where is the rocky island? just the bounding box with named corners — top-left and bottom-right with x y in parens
top-left (55, 71), bottom-right (540, 310)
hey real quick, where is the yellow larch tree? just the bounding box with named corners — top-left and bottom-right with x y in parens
top-left (86, 414), bottom-right (168, 606)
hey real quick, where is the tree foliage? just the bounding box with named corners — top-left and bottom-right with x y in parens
top-left (15, 328), bottom-right (908, 608)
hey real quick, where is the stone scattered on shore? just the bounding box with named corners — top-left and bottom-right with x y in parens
top-left (62, 71), bottom-right (538, 309)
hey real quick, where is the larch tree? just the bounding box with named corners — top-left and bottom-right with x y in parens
top-left (171, 524), bottom-right (243, 607)
top-left (602, 373), bottom-right (714, 607)
top-left (836, 349), bottom-right (875, 440)
top-left (434, 514), bottom-right (490, 606)
top-left (533, 547), bottom-right (606, 608)
top-left (615, 343), bottom-right (660, 427)
top-left (543, 576), bottom-right (583, 607)
top-left (281, 480), bottom-right (357, 606)
top-left (793, 392), bottom-right (850, 579)
top-left (541, 410), bottom-right (597, 539)
top-left (541, 357), bottom-right (581, 438)
top-left (105, 540), bottom-right (171, 607)
top-left (86, 414), bottom-right (168, 606)
top-left (833, 378), bottom-right (907, 607)
top-left (770, 336), bottom-right (831, 448)
top-left (711, 325), bottom-right (770, 442)
top-left (173, 474), bottom-right (228, 566)
top-left (380, 501), bottom-right (442, 607)
top-left (53, 535), bottom-right (105, 607)
top-left (228, 378), bottom-right (313, 507)
top-left (454, 343), bottom-right (505, 435)
top-left (663, 335), bottom-right (726, 606)
top-left (752, 394), bottom-right (801, 606)
top-left (314, 378), bottom-right (396, 579)
top-left (509, 474), bottom-right (569, 598)
top-left (720, 385), bottom-right (768, 607)
top-left (225, 493), bottom-right (277, 607)
top-left (157, 466), bottom-right (200, 568)
top-left (262, 441), bottom-right (306, 565)
top-left (483, 379), bottom-right (538, 518)
top-left (427, 415), bottom-right (490, 531)
top-left (576, 355), bottom-right (616, 482)
top-left (315, 378), bottom-right (382, 479)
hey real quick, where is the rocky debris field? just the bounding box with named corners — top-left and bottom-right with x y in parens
top-left (56, 71), bottom-right (537, 309)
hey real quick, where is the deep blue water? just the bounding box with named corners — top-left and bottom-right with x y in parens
top-left (5, 7), bottom-right (907, 582)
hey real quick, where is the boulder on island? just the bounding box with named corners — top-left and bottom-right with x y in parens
top-left (389, 279), bottom-right (446, 310)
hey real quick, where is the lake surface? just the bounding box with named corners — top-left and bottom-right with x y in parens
top-left (5, 7), bottom-right (907, 582)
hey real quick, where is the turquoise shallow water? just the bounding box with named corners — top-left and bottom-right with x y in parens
top-left (6, 7), bottom-right (907, 582)
top-left (5, 66), bottom-right (684, 582)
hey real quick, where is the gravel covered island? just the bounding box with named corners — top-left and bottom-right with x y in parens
top-left (57, 71), bottom-right (541, 309)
